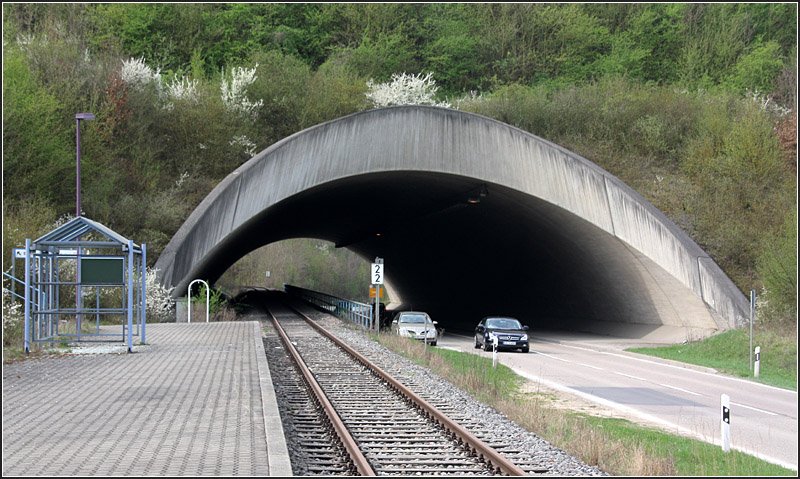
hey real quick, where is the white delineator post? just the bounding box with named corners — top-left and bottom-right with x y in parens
top-left (721, 394), bottom-right (731, 453)
top-left (492, 336), bottom-right (499, 368)
top-left (754, 346), bottom-right (761, 378)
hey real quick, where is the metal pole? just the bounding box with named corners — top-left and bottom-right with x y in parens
top-left (374, 285), bottom-right (380, 331)
top-left (24, 239), bottom-right (31, 353)
top-left (96, 287), bottom-right (100, 332)
top-left (127, 240), bottom-right (134, 352)
top-left (48, 256), bottom-right (54, 339)
top-left (76, 117), bottom-right (81, 217)
top-left (188, 283), bottom-right (192, 324)
top-left (76, 246), bottom-right (81, 342)
top-left (141, 244), bottom-right (146, 344)
top-left (74, 113), bottom-right (94, 217)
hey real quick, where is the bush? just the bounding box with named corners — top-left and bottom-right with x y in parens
top-left (2, 46), bottom-right (74, 208)
top-left (145, 267), bottom-right (175, 322)
top-left (725, 41), bottom-right (785, 95)
top-left (757, 209), bottom-right (798, 325)
top-left (2, 288), bottom-right (25, 348)
top-left (300, 60), bottom-right (369, 128)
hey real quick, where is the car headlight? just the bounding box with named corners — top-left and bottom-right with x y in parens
top-left (520, 334), bottom-right (528, 341)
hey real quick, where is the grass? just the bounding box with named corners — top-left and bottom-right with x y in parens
top-left (581, 416), bottom-right (796, 476)
top-left (628, 325), bottom-right (797, 391)
top-left (373, 332), bottom-right (797, 476)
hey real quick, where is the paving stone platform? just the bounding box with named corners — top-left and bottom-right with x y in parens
top-left (2, 322), bottom-right (291, 476)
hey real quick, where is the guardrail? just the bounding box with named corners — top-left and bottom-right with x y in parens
top-left (284, 284), bottom-right (374, 330)
top-left (2, 271), bottom-right (40, 306)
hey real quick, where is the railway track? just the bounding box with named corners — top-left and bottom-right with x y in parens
top-left (268, 294), bottom-right (549, 475)
top-left (264, 298), bottom-right (536, 476)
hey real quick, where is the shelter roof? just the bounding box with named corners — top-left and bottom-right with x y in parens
top-left (33, 216), bottom-right (138, 251)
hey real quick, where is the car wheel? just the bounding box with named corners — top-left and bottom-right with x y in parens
top-left (521, 346), bottom-right (529, 353)
top-left (474, 335), bottom-right (481, 348)
top-left (429, 341), bottom-right (437, 346)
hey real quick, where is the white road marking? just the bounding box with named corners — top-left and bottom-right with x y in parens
top-left (545, 341), bottom-right (797, 395)
top-left (535, 352), bottom-right (572, 363)
top-left (731, 401), bottom-right (779, 416)
top-left (511, 367), bottom-right (797, 471)
top-left (658, 383), bottom-right (702, 396)
top-left (615, 372), bottom-right (648, 382)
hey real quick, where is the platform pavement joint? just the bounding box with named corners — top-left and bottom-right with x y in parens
top-left (2, 321), bottom-right (292, 476)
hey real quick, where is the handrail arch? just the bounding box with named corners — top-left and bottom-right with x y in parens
top-left (188, 279), bottom-right (210, 323)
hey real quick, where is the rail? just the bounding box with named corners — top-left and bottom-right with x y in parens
top-left (284, 284), bottom-right (373, 329)
top-left (283, 300), bottom-right (527, 476)
top-left (266, 307), bottom-right (375, 475)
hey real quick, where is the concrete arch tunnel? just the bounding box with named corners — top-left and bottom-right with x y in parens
top-left (155, 106), bottom-right (749, 339)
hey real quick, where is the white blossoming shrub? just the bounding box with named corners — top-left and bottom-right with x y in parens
top-left (145, 268), bottom-right (176, 322)
top-left (220, 65), bottom-right (264, 119)
top-left (165, 76), bottom-right (199, 102)
top-left (229, 135), bottom-right (258, 157)
top-left (120, 57), bottom-right (162, 89)
top-left (2, 281), bottom-right (24, 347)
top-left (366, 72), bottom-right (451, 108)
top-left (746, 89), bottom-right (791, 117)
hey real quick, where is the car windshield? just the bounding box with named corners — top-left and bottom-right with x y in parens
top-left (399, 314), bottom-right (431, 324)
top-left (485, 318), bottom-right (522, 330)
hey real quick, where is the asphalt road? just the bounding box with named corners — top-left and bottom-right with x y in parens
top-left (437, 330), bottom-right (798, 471)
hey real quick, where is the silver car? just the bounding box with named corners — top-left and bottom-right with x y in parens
top-left (391, 311), bottom-right (438, 346)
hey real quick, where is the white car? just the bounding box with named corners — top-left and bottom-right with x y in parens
top-left (391, 311), bottom-right (438, 346)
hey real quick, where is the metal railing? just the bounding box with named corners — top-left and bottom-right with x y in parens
top-left (284, 284), bottom-right (374, 330)
top-left (3, 271), bottom-right (40, 307)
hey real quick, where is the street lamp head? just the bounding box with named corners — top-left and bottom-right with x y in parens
top-left (75, 113), bottom-right (96, 121)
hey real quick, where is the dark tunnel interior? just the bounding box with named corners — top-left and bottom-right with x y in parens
top-left (210, 171), bottom-right (662, 334)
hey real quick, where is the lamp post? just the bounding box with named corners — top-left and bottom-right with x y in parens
top-left (75, 113), bottom-right (95, 217)
top-left (75, 113), bottom-right (95, 338)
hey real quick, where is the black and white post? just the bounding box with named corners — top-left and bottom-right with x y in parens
top-left (492, 336), bottom-right (499, 368)
top-left (754, 346), bottom-right (761, 378)
top-left (721, 394), bottom-right (731, 453)
top-left (371, 258), bottom-right (384, 332)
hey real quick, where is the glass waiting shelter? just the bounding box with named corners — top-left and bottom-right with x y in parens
top-left (13, 216), bottom-right (146, 353)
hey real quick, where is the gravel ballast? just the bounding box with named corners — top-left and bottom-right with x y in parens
top-left (296, 306), bottom-right (608, 476)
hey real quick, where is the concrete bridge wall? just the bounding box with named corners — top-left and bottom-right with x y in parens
top-left (155, 106), bottom-right (749, 338)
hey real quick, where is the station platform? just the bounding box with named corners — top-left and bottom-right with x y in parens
top-left (2, 322), bottom-right (292, 476)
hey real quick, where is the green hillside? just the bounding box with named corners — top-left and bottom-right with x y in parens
top-left (3, 3), bottom-right (796, 326)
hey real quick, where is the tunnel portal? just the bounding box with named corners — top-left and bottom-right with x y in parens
top-left (155, 106), bottom-right (748, 339)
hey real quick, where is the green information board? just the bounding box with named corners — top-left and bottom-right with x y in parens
top-left (80, 257), bottom-right (124, 285)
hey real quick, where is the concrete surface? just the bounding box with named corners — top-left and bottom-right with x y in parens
top-left (2, 322), bottom-right (291, 476)
top-left (439, 330), bottom-right (798, 471)
top-left (155, 105), bottom-right (748, 339)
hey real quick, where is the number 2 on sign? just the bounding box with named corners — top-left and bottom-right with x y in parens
top-left (371, 263), bottom-right (384, 284)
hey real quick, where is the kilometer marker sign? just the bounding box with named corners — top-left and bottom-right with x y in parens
top-left (371, 263), bottom-right (384, 284)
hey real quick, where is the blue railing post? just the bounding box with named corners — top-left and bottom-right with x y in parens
top-left (141, 243), bottom-right (147, 344)
top-left (23, 239), bottom-right (31, 353)
top-left (127, 240), bottom-right (134, 352)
